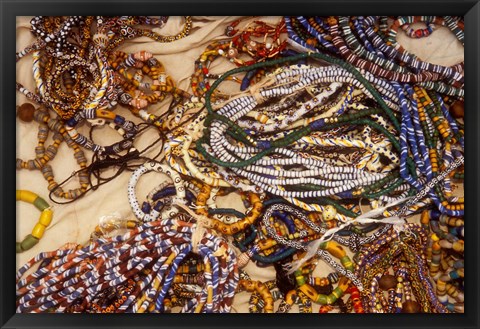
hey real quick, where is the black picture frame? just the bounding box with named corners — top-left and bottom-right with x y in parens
top-left (1, 1), bottom-right (479, 328)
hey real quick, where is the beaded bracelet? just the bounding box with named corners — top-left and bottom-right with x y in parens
top-left (195, 183), bottom-right (263, 235)
top-left (111, 50), bottom-right (192, 103)
top-left (31, 45), bottom-right (110, 121)
top-left (237, 279), bottom-right (275, 313)
top-left (276, 289), bottom-right (313, 313)
top-left (128, 161), bottom-right (187, 222)
top-left (275, 261), bottom-right (354, 313)
top-left (285, 16), bottom-right (464, 97)
top-left (191, 18), bottom-right (287, 101)
top-left (237, 273), bottom-right (284, 313)
top-left (16, 105), bottom-right (90, 200)
top-left (400, 19), bottom-right (437, 39)
top-left (16, 190), bottom-right (53, 253)
top-left (387, 16), bottom-right (462, 46)
top-left (294, 270), bottom-right (350, 306)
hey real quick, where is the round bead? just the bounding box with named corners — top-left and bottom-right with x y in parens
top-left (227, 48), bottom-right (238, 59)
top-left (449, 100), bottom-right (464, 118)
top-left (402, 300), bottom-right (421, 313)
top-left (18, 103), bottom-right (36, 122)
top-left (378, 274), bottom-right (397, 290)
top-left (322, 205), bottom-right (337, 221)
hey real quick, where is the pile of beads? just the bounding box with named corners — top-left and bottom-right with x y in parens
top-left (16, 16), bottom-right (465, 314)
top-left (16, 215), bottom-right (238, 313)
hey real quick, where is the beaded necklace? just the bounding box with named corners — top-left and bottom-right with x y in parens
top-left (128, 161), bottom-right (187, 222)
top-left (16, 105), bottom-right (90, 200)
top-left (285, 16), bottom-right (464, 98)
top-left (100, 16), bottom-right (192, 52)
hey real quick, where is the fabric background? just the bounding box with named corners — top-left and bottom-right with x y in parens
top-left (16, 16), bottom-right (464, 313)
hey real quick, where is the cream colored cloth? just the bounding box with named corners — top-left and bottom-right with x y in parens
top-left (16, 16), bottom-right (463, 313)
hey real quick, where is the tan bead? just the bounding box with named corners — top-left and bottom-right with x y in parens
top-left (130, 98), bottom-right (148, 109)
top-left (134, 50), bottom-right (152, 61)
top-left (18, 103), bottom-right (36, 122)
top-left (449, 100), bottom-right (464, 119)
top-left (227, 48), bottom-right (238, 59)
top-left (322, 205), bottom-right (337, 221)
top-left (237, 252), bottom-right (251, 268)
top-left (402, 300), bottom-right (421, 313)
top-left (248, 40), bottom-right (258, 50)
top-left (379, 274), bottom-right (397, 290)
top-left (133, 61), bottom-right (144, 69)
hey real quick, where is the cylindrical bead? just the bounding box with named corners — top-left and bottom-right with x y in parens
top-left (17, 190), bottom-right (38, 203)
top-left (39, 209), bottom-right (53, 226)
top-left (33, 196), bottom-right (50, 211)
top-left (31, 223), bottom-right (46, 239)
top-left (20, 234), bottom-right (39, 251)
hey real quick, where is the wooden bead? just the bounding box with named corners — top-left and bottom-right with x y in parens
top-left (378, 274), bottom-right (397, 290)
top-left (449, 100), bottom-right (464, 119)
top-left (18, 103), bottom-right (36, 122)
top-left (402, 300), bottom-right (421, 313)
